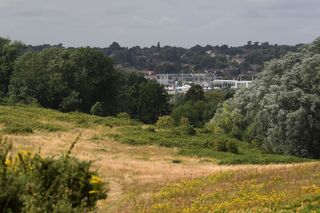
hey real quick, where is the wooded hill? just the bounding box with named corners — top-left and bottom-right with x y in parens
top-left (24, 41), bottom-right (302, 79)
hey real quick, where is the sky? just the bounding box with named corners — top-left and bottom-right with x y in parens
top-left (0, 0), bottom-right (319, 48)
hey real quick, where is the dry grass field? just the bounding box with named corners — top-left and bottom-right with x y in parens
top-left (1, 106), bottom-right (319, 212)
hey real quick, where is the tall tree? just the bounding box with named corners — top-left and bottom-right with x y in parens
top-left (0, 37), bottom-right (24, 98)
top-left (211, 38), bottom-right (320, 158)
top-left (9, 47), bottom-right (119, 113)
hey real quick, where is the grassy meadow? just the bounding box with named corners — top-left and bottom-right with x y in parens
top-left (0, 105), bottom-right (319, 212)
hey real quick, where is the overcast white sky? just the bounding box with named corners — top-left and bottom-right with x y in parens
top-left (0, 0), bottom-right (319, 47)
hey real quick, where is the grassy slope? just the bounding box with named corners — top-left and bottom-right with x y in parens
top-left (0, 105), bottom-right (311, 165)
top-left (110, 126), bottom-right (310, 165)
top-left (133, 163), bottom-right (320, 212)
top-left (1, 105), bottom-right (319, 212)
top-left (0, 105), bottom-right (138, 134)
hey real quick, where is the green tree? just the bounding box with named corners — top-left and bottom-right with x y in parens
top-left (211, 38), bottom-right (320, 158)
top-left (0, 37), bottom-right (24, 98)
top-left (185, 84), bottom-right (204, 102)
top-left (9, 47), bottom-right (119, 114)
top-left (135, 81), bottom-right (170, 123)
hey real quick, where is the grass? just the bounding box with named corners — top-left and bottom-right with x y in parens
top-left (0, 105), bottom-right (319, 212)
top-left (0, 105), bottom-right (139, 134)
top-left (130, 163), bottom-right (320, 212)
top-left (109, 126), bottom-right (310, 165)
top-left (0, 105), bottom-right (312, 165)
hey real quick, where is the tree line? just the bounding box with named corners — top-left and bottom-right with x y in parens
top-left (2, 36), bottom-right (320, 159)
top-left (26, 41), bottom-right (302, 79)
top-left (0, 37), bottom-right (169, 123)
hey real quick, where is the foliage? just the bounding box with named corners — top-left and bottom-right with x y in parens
top-left (185, 84), bottom-right (204, 102)
top-left (90, 41), bottom-right (301, 77)
top-left (155, 116), bottom-right (174, 129)
top-left (186, 125), bottom-right (196, 136)
top-left (179, 117), bottom-right (190, 127)
top-left (145, 126), bottom-right (155, 132)
top-left (59, 91), bottom-right (82, 112)
top-left (90, 101), bottom-right (105, 116)
top-left (118, 80), bottom-right (170, 123)
top-left (0, 37), bottom-right (24, 98)
top-left (211, 38), bottom-right (320, 158)
top-left (216, 139), bottom-right (227, 152)
top-left (171, 90), bottom-right (227, 127)
top-left (9, 47), bottom-right (118, 114)
top-left (109, 125), bottom-right (308, 165)
top-left (4, 44), bottom-right (170, 123)
top-left (0, 138), bottom-right (107, 212)
top-left (116, 112), bottom-right (131, 119)
top-left (208, 101), bottom-right (245, 139)
top-left (217, 138), bottom-right (239, 153)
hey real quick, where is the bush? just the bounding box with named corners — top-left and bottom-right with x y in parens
top-left (217, 139), bottom-right (228, 152)
top-left (59, 91), bottom-right (82, 112)
top-left (145, 126), bottom-right (155, 132)
top-left (116, 112), bottom-right (131, 119)
top-left (217, 138), bottom-right (239, 154)
top-left (0, 138), bottom-right (107, 212)
top-left (179, 117), bottom-right (190, 127)
top-left (170, 128), bottom-right (182, 136)
top-left (172, 159), bottom-right (182, 164)
top-left (186, 125), bottom-right (196, 136)
top-left (227, 140), bottom-right (239, 154)
top-left (90, 101), bottom-right (105, 116)
top-left (156, 116), bottom-right (175, 129)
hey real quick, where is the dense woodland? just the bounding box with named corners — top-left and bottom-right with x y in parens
top-left (1, 36), bottom-right (320, 159)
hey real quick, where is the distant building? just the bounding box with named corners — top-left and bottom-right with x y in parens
top-left (150, 73), bottom-right (252, 93)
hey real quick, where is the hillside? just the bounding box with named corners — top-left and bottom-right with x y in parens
top-left (24, 42), bottom-right (302, 79)
top-left (1, 105), bottom-right (319, 212)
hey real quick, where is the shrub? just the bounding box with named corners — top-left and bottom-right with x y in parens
top-left (186, 125), bottom-right (196, 136)
top-left (217, 139), bottom-right (228, 152)
top-left (170, 128), bottom-right (182, 136)
top-left (90, 101), bottom-right (105, 116)
top-left (59, 91), bottom-right (82, 112)
top-left (0, 138), bottom-right (107, 212)
top-left (179, 117), bottom-right (190, 127)
top-left (145, 126), bottom-right (155, 132)
top-left (199, 128), bottom-right (211, 134)
top-left (227, 140), bottom-right (239, 154)
top-left (202, 140), bottom-right (215, 148)
top-left (217, 138), bottom-right (239, 154)
top-left (116, 112), bottom-right (131, 119)
top-left (172, 159), bottom-right (182, 164)
top-left (156, 116), bottom-right (175, 129)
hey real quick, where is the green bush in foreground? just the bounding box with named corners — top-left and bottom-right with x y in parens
top-left (0, 138), bottom-right (107, 213)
